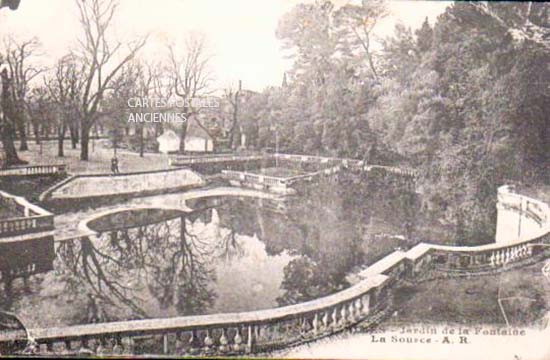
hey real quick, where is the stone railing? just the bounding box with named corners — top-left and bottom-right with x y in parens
top-left (0, 191), bottom-right (54, 238)
top-left (495, 185), bottom-right (550, 244)
top-left (221, 156), bottom-right (416, 194)
top-left (0, 164), bottom-right (67, 177)
top-left (170, 154), bottom-right (265, 166)
top-left (221, 164), bottom-right (342, 195)
top-left (39, 168), bottom-right (205, 203)
top-left (221, 170), bottom-right (290, 194)
top-left (2, 185), bottom-right (548, 357)
top-left (171, 153), bottom-right (417, 178)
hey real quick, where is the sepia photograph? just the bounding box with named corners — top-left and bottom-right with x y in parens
top-left (0, 0), bottom-right (549, 358)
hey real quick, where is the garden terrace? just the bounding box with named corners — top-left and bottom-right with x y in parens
top-left (1, 185), bottom-right (548, 357)
top-left (0, 190), bottom-right (54, 238)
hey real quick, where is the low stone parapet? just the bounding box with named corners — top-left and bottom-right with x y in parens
top-left (40, 168), bottom-right (205, 204)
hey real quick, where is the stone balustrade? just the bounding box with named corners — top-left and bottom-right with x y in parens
top-left (0, 164), bottom-right (67, 177)
top-left (170, 154), bottom-right (265, 166)
top-left (171, 153), bottom-right (417, 178)
top-left (0, 191), bottom-right (54, 237)
top-left (39, 168), bottom-right (205, 204)
top-left (1, 181), bottom-right (548, 357)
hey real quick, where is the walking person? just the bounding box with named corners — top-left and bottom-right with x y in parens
top-left (111, 156), bottom-right (120, 174)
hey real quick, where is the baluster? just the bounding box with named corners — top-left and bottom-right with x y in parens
top-left (322, 311), bottom-right (329, 329)
top-left (63, 340), bottom-right (72, 354)
top-left (340, 305), bottom-right (348, 326)
top-left (219, 328), bottom-right (229, 353)
top-left (162, 333), bottom-right (169, 354)
top-left (202, 329), bottom-right (214, 354)
top-left (301, 317), bottom-right (312, 336)
top-left (112, 337), bottom-right (123, 355)
top-left (122, 337), bottom-right (134, 355)
top-left (246, 325), bottom-right (254, 354)
top-left (331, 307), bottom-right (339, 329)
top-left (95, 337), bottom-right (107, 355)
top-left (348, 302), bottom-right (356, 321)
top-left (78, 337), bottom-right (93, 355)
top-left (355, 298), bottom-right (363, 318)
top-left (312, 313), bottom-right (319, 335)
top-left (233, 327), bottom-right (243, 352)
top-left (254, 324), bottom-right (262, 341)
top-left (187, 330), bottom-right (200, 355)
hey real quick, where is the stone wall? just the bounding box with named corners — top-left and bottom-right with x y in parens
top-left (42, 168), bottom-right (204, 201)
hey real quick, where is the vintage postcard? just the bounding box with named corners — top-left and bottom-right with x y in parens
top-left (0, 1), bottom-right (549, 359)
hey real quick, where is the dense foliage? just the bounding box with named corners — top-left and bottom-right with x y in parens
top-left (237, 1), bottom-right (550, 245)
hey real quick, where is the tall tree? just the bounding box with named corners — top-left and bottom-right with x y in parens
top-left (0, 67), bottom-right (26, 165)
top-left (167, 34), bottom-right (213, 152)
top-left (74, 0), bottom-right (147, 160)
top-left (333, 0), bottom-right (389, 81)
top-left (2, 37), bottom-right (44, 151)
top-left (44, 54), bottom-right (84, 157)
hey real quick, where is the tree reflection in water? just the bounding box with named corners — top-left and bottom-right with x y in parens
top-left (1, 172), bottom-right (418, 327)
top-left (55, 211), bottom-right (224, 324)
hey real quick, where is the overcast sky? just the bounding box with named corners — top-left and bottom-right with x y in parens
top-left (0, 0), bottom-right (451, 91)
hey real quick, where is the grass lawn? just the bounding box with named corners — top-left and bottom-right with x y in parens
top-left (14, 140), bottom-right (172, 175)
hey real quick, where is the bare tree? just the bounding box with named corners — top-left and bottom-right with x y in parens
top-left (3, 36), bottom-right (44, 151)
top-left (224, 80), bottom-right (242, 149)
top-left (0, 67), bottom-right (26, 166)
top-left (74, 0), bottom-right (147, 160)
top-left (131, 60), bottom-right (159, 157)
top-left (167, 34), bottom-right (214, 152)
top-left (44, 53), bottom-right (84, 157)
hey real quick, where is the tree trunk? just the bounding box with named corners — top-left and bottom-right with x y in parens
top-left (179, 121), bottom-right (188, 153)
top-left (1, 121), bottom-right (26, 166)
top-left (33, 121), bottom-right (40, 144)
top-left (80, 122), bottom-right (90, 161)
top-left (16, 113), bottom-right (28, 151)
top-left (70, 123), bottom-right (79, 149)
top-left (138, 124), bottom-right (144, 157)
top-left (57, 124), bottom-right (67, 157)
top-left (0, 69), bottom-right (26, 166)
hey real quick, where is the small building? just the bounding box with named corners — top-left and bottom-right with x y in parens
top-left (156, 130), bottom-right (181, 154)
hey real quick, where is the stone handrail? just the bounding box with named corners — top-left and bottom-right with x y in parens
top-left (39, 168), bottom-right (205, 202)
top-left (171, 153), bottom-right (417, 177)
top-left (0, 191), bottom-right (54, 238)
top-left (2, 185), bottom-right (548, 356)
top-left (0, 164), bottom-right (67, 177)
top-left (170, 155), bottom-right (265, 166)
top-left (221, 170), bottom-right (286, 187)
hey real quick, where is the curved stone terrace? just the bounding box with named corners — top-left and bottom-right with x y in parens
top-left (0, 152), bottom-right (548, 357)
top-left (0, 181), bottom-right (547, 356)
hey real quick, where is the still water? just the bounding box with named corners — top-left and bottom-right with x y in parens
top-left (1, 174), bottom-right (421, 328)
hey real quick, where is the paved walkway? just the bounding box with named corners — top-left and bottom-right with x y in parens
top-left (18, 140), bottom-right (172, 175)
top-left (54, 186), bottom-right (278, 241)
